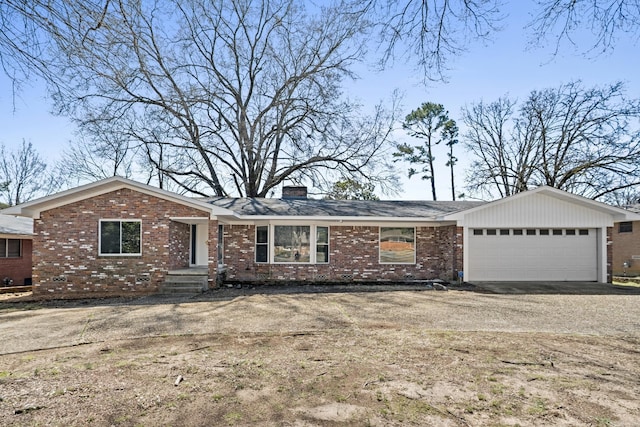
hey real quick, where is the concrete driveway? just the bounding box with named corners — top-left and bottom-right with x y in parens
top-left (469, 281), bottom-right (640, 294)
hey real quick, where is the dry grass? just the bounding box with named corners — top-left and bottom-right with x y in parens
top-left (1, 288), bottom-right (639, 426)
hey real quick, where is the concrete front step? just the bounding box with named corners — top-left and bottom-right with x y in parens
top-left (159, 273), bottom-right (208, 295)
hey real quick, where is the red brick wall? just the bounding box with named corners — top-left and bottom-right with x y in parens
top-left (0, 239), bottom-right (32, 286)
top-left (169, 221), bottom-right (190, 270)
top-left (222, 224), bottom-right (460, 284)
top-left (611, 221), bottom-right (640, 277)
top-left (33, 188), bottom-right (213, 298)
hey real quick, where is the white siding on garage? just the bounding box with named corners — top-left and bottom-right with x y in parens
top-left (460, 193), bottom-right (614, 229)
top-left (468, 228), bottom-right (597, 281)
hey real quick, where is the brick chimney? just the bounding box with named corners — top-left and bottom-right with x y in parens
top-left (282, 186), bottom-right (307, 199)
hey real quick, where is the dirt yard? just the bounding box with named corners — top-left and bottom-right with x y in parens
top-left (1, 285), bottom-right (639, 426)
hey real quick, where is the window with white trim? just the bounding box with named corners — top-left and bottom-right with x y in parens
top-left (274, 225), bottom-right (310, 263)
top-left (316, 226), bottom-right (329, 263)
top-left (0, 238), bottom-right (21, 258)
top-left (254, 225), bottom-right (329, 264)
top-left (379, 227), bottom-right (415, 264)
top-left (255, 226), bottom-right (269, 263)
top-left (99, 220), bottom-right (141, 255)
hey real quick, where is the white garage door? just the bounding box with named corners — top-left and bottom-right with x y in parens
top-left (468, 228), bottom-right (597, 281)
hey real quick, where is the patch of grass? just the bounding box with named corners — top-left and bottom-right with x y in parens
top-left (527, 397), bottom-right (548, 416)
top-left (0, 371), bottom-right (11, 378)
top-left (490, 383), bottom-right (506, 395)
top-left (224, 411), bottom-right (243, 424)
top-left (594, 416), bottom-right (613, 426)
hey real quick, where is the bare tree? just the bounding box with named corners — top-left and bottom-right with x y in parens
top-left (0, 140), bottom-right (57, 205)
top-left (6, 0), bottom-right (398, 197)
top-left (463, 81), bottom-right (640, 200)
top-left (371, 0), bottom-right (504, 81)
top-left (56, 119), bottom-right (139, 187)
top-left (528, 0), bottom-right (640, 56)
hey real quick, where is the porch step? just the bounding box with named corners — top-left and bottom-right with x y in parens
top-left (159, 273), bottom-right (208, 295)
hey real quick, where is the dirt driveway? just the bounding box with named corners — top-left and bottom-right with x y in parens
top-left (1, 286), bottom-right (639, 426)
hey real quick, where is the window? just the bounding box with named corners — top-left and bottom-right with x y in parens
top-left (539, 229), bottom-right (549, 235)
top-left (99, 220), bottom-right (141, 255)
top-left (486, 229), bottom-right (497, 235)
top-left (316, 226), bottom-right (329, 263)
top-left (380, 227), bottom-right (415, 264)
top-left (499, 229), bottom-right (510, 236)
top-left (552, 229), bottom-right (563, 236)
top-left (526, 229), bottom-right (536, 235)
top-left (619, 222), bottom-right (633, 233)
top-left (0, 238), bottom-right (21, 258)
top-left (579, 229), bottom-right (589, 236)
top-left (513, 229), bottom-right (523, 236)
top-left (473, 229), bottom-right (483, 236)
top-left (565, 229), bottom-right (576, 235)
top-left (274, 225), bottom-right (310, 263)
top-left (255, 226), bottom-right (269, 263)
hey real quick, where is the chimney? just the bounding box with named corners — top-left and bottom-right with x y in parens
top-left (282, 186), bottom-right (307, 199)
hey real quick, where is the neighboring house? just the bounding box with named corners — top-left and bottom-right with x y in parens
top-left (612, 204), bottom-right (640, 276)
top-left (0, 214), bottom-right (33, 286)
top-left (2, 177), bottom-right (637, 299)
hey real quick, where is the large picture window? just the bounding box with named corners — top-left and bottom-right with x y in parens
top-left (99, 220), bottom-right (141, 255)
top-left (274, 225), bottom-right (310, 263)
top-left (0, 238), bottom-right (21, 258)
top-left (380, 227), bottom-right (415, 264)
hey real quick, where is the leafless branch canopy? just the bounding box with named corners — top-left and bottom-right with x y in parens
top-left (2, 0), bottom-right (399, 197)
top-left (463, 81), bottom-right (640, 201)
top-left (528, 0), bottom-right (640, 56)
top-left (372, 0), bottom-right (504, 81)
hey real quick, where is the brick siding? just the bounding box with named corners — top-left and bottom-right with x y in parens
top-left (222, 224), bottom-right (461, 284)
top-left (33, 188), bottom-right (214, 298)
top-left (611, 222), bottom-right (638, 276)
top-left (0, 239), bottom-right (32, 286)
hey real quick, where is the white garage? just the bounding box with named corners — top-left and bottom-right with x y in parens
top-left (445, 186), bottom-right (634, 283)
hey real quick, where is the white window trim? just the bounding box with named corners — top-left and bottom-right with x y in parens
top-left (379, 226), bottom-right (416, 265)
top-left (98, 219), bottom-right (142, 256)
top-left (255, 225), bottom-right (269, 263)
top-left (256, 224), bottom-right (330, 264)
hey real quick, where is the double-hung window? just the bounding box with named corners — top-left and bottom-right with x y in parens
top-left (316, 226), bottom-right (329, 263)
top-left (255, 226), bottom-right (269, 263)
top-left (99, 220), bottom-right (141, 256)
top-left (0, 238), bottom-right (21, 258)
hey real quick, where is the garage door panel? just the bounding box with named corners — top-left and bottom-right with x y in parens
top-left (468, 230), bottom-right (597, 281)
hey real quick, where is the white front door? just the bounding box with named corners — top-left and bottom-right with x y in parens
top-left (190, 223), bottom-right (209, 266)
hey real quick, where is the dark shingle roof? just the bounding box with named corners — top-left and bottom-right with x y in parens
top-left (207, 197), bottom-right (485, 219)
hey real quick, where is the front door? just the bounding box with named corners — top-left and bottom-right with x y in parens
top-left (189, 223), bottom-right (209, 267)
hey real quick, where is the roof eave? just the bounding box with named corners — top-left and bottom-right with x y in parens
top-left (1, 177), bottom-right (234, 219)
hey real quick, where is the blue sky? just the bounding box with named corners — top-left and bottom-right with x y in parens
top-left (1, 2), bottom-right (638, 201)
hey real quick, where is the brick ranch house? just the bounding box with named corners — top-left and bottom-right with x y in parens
top-left (2, 177), bottom-right (637, 298)
top-left (0, 214), bottom-right (33, 287)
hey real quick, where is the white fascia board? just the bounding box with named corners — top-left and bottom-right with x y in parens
top-left (1, 177), bottom-right (233, 219)
top-left (221, 215), bottom-right (455, 226)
